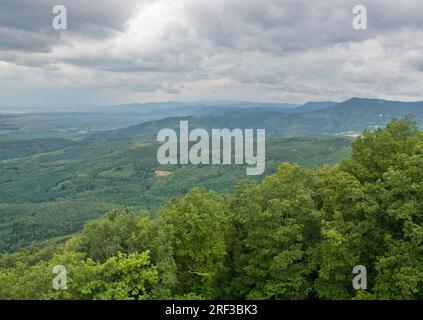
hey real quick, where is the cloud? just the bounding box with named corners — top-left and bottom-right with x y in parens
top-left (186, 0), bottom-right (423, 52)
top-left (0, 0), bottom-right (141, 52)
top-left (1, 0), bottom-right (423, 107)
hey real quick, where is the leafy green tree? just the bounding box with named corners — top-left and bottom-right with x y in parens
top-left (73, 209), bottom-right (176, 299)
top-left (0, 251), bottom-right (158, 300)
top-left (311, 117), bottom-right (423, 299)
top-left (156, 188), bottom-right (229, 299)
top-left (229, 164), bottom-right (321, 299)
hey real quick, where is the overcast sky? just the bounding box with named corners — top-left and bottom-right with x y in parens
top-left (1, 0), bottom-right (423, 108)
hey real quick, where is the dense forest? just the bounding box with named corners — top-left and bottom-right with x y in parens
top-left (0, 130), bottom-right (350, 252)
top-left (0, 117), bottom-right (422, 300)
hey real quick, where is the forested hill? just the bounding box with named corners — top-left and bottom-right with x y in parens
top-left (83, 98), bottom-right (423, 140)
top-left (0, 128), bottom-right (351, 253)
top-left (0, 117), bottom-right (422, 300)
top-left (2, 98), bottom-right (423, 139)
top-left (208, 98), bottom-right (423, 137)
top-left (1, 97), bottom-right (423, 253)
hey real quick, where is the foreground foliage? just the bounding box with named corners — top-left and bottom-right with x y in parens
top-left (0, 117), bottom-right (422, 300)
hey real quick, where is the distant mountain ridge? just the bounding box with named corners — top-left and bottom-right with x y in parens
top-left (2, 97), bottom-right (423, 139)
top-left (93, 97), bottom-right (423, 140)
top-left (257, 98), bottom-right (423, 137)
top-left (289, 101), bottom-right (338, 113)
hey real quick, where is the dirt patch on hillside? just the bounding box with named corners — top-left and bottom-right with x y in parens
top-left (155, 170), bottom-right (173, 177)
top-left (133, 141), bottom-right (151, 148)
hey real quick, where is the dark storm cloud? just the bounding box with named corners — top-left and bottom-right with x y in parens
top-left (0, 27), bottom-right (54, 52)
top-left (186, 0), bottom-right (423, 52)
top-left (0, 0), bottom-right (140, 52)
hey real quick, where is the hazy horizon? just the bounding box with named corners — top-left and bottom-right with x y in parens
top-left (4, 96), bottom-right (423, 114)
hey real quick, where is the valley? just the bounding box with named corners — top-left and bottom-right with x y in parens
top-left (1, 97), bottom-right (422, 253)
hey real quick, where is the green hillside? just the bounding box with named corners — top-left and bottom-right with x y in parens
top-left (0, 126), bottom-right (351, 252)
top-left (0, 117), bottom-right (421, 300)
top-left (258, 98), bottom-right (423, 137)
top-left (1, 97), bottom-right (422, 254)
top-left (189, 98), bottom-right (423, 137)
